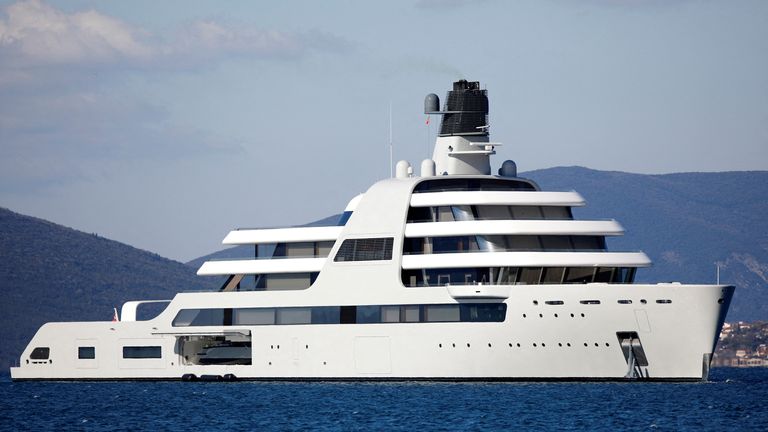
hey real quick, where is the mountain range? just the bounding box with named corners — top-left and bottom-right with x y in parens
top-left (0, 207), bottom-right (218, 370)
top-left (1, 166), bottom-right (766, 370)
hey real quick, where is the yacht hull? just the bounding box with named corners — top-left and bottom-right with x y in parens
top-left (10, 283), bottom-right (733, 381)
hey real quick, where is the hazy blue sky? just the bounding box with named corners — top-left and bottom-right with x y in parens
top-left (1, 0), bottom-right (766, 261)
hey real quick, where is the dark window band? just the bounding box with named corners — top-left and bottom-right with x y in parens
top-left (30, 347), bottom-right (50, 360)
top-left (402, 266), bottom-right (636, 287)
top-left (122, 346), bottom-right (161, 359)
top-left (334, 238), bottom-right (394, 262)
top-left (413, 178), bottom-right (535, 192)
top-left (172, 303), bottom-right (506, 327)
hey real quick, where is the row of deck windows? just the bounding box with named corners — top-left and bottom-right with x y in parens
top-left (230, 265), bottom-right (635, 292)
top-left (401, 266), bottom-right (636, 287)
top-left (403, 235), bottom-right (606, 255)
top-left (254, 241), bottom-right (335, 260)
top-left (412, 178), bottom-right (536, 192)
top-left (234, 272), bottom-right (319, 291)
top-left (407, 205), bottom-right (573, 223)
top-left (172, 303), bottom-right (507, 327)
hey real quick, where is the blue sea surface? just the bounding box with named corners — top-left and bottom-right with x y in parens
top-left (1, 368), bottom-right (766, 431)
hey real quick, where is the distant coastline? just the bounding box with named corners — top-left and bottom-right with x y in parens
top-left (713, 321), bottom-right (768, 367)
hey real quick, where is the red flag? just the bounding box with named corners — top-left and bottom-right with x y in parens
top-left (425, 116), bottom-right (430, 125)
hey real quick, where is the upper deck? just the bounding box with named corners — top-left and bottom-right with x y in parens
top-left (197, 175), bottom-right (650, 293)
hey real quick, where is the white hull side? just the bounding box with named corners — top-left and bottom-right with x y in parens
top-left (11, 283), bottom-right (732, 381)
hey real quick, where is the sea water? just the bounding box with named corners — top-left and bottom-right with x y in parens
top-left (1, 368), bottom-right (766, 431)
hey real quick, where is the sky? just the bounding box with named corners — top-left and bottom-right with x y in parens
top-left (0, 0), bottom-right (766, 262)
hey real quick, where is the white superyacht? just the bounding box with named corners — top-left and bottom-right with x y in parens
top-left (11, 80), bottom-right (733, 381)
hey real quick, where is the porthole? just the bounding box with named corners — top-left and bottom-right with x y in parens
top-left (580, 313), bottom-right (585, 317)
top-left (533, 300), bottom-right (539, 305)
top-left (508, 343), bottom-right (512, 347)
top-left (584, 343), bottom-right (588, 347)
top-left (640, 299), bottom-right (647, 304)
top-left (269, 361), bottom-right (272, 365)
top-left (467, 343), bottom-right (471, 348)
top-left (605, 343), bottom-right (610, 347)
top-left (452, 343), bottom-right (456, 348)
top-left (533, 343), bottom-right (537, 347)
top-left (516, 343), bottom-right (521, 347)
top-left (570, 313), bottom-right (575, 318)
top-left (305, 345), bottom-right (309, 349)
top-left (541, 343), bottom-right (546, 347)
top-left (567, 343), bottom-right (571, 347)
top-left (718, 298), bottom-right (725, 304)
top-left (558, 343), bottom-right (562, 347)
top-left (488, 343), bottom-right (492, 347)
top-left (539, 314), bottom-right (543, 318)
top-left (523, 314), bottom-right (527, 318)
top-left (594, 343), bottom-right (599, 347)
top-left (439, 343), bottom-right (443, 348)
top-left (554, 314), bottom-right (558, 318)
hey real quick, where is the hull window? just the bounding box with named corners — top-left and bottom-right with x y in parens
top-left (30, 347), bottom-right (50, 360)
top-left (78, 347), bottom-right (95, 359)
top-left (122, 346), bottom-right (161, 359)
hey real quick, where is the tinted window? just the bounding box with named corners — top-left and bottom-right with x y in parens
top-left (565, 267), bottom-right (596, 283)
top-left (172, 303), bottom-right (505, 326)
top-left (30, 347), bottom-right (50, 360)
top-left (413, 178), bottom-right (535, 192)
top-left (356, 306), bottom-right (381, 323)
top-left (337, 211), bottom-right (353, 226)
top-left (122, 346), bottom-right (161, 359)
top-left (334, 238), bottom-right (394, 262)
top-left (78, 347), bottom-right (95, 359)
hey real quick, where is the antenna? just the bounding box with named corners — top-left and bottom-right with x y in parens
top-left (389, 101), bottom-right (393, 178)
top-left (425, 114), bottom-right (431, 158)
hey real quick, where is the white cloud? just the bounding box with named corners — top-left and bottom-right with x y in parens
top-left (0, 0), bottom-right (153, 65)
top-left (0, 0), bottom-right (351, 193)
top-left (0, 0), bottom-right (350, 70)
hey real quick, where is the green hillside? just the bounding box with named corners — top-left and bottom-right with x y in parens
top-left (0, 207), bottom-right (218, 370)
